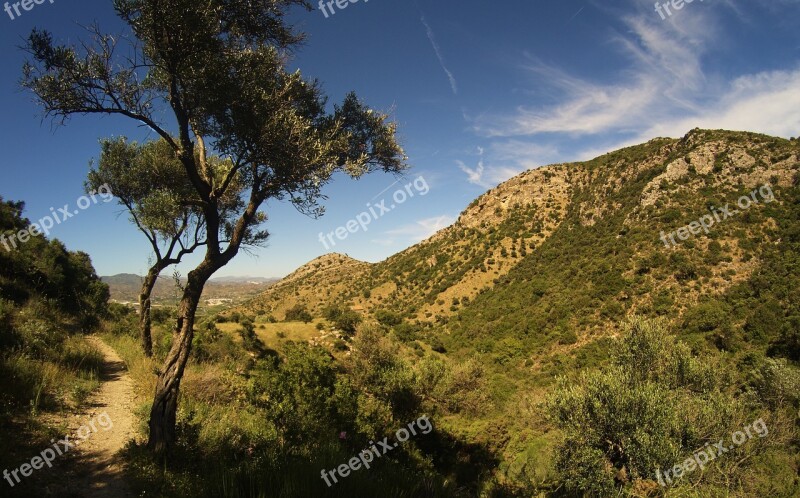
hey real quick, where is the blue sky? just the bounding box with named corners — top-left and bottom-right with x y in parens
top-left (1, 0), bottom-right (798, 278)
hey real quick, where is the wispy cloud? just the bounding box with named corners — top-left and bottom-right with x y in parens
top-left (566, 6), bottom-right (585, 24)
top-left (421, 15), bottom-right (458, 95)
top-left (456, 141), bottom-right (560, 189)
top-left (490, 140), bottom-right (560, 170)
top-left (472, 5), bottom-right (800, 147)
top-left (474, 12), bottom-right (714, 138)
top-left (456, 147), bottom-right (486, 186)
top-left (383, 215), bottom-right (456, 243)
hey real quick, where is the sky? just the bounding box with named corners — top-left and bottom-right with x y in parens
top-left (0, 0), bottom-right (798, 278)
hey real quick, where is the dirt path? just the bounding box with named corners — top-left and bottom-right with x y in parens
top-left (55, 336), bottom-right (138, 497)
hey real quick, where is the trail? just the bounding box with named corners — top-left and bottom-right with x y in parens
top-left (54, 336), bottom-right (137, 497)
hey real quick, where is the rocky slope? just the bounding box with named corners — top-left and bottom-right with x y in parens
top-left (240, 129), bottom-right (800, 360)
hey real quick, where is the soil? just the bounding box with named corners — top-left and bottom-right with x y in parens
top-left (52, 336), bottom-right (138, 497)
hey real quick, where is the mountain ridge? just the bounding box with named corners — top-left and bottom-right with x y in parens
top-left (237, 129), bottom-right (799, 355)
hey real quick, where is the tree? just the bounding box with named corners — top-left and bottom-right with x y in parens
top-left (22, 0), bottom-right (406, 453)
top-left (0, 197), bottom-right (109, 332)
top-left (87, 138), bottom-right (208, 356)
top-left (335, 309), bottom-right (362, 334)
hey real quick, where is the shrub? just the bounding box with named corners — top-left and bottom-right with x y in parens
top-left (151, 306), bottom-right (175, 325)
top-left (333, 309), bottom-right (361, 334)
top-left (683, 301), bottom-right (730, 334)
top-left (240, 320), bottom-right (266, 356)
top-left (768, 315), bottom-right (800, 361)
top-left (393, 322), bottom-right (418, 342)
top-left (547, 318), bottom-right (739, 493)
top-left (347, 327), bottom-right (417, 421)
top-left (749, 358), bottom-right (800, 409)
top-left (193, 322), bottom-right (240, 363)
top-left (428, 336), bottom-right (446, 353)
top-left (247, 342), bottom-right (342, 448)
top-left (0, 298), bottom-right (17, 349)
top-left (284, 304), bottom-right (312, 323)
top-left (436, 358), bottom-right (488, 416)
top-left (375, 309), bottom-right (402, 327)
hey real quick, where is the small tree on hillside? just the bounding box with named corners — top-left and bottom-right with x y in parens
top-left (22, 0), bottom-right (406, 453)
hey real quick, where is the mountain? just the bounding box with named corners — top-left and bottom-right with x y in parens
top-left (109, 128), bottom-right (799, 496)
top-left (208, 276), bottom-right (279, 284)
top-left (241, 253), bottom-right (370, 318)
top-left (239, 128), bottom-right (799, 362)
top-left (102, 273), bottom-right (279, 306)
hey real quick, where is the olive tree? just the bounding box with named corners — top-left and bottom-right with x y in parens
top-left (22, 0), bottom-right (406, 453)
top-left (87, 138), bottom-right (204, 356)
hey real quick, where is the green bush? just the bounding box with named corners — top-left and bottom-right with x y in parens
top-left (239, 320), bottom-right (266, 356)
top-left (683, 300), bottom-right (731, 334)
top-left (284, 304), bottom-right (313, 323)
top-left (748, 358), bottom-right (800, 409)
top-left (375, 309), bottom-right (403, 327)
top-left (193, 321), bottom-right (241, 363)
top-left (247, 342), bottom-right (343, 449)
top-left (393, 322), bottom-right (418, 342)
top-left (150, 306), bottom-right (175, 325)
top-left (346, 327), bottom-right (418, 425)
top-left (435, 358), bottom-right (488, 416)
top-left (333, 308), bottom-right (361, 334)
top-left (0, 298), bottom-right (17, 349)
top-left (547, 318), bottom-right (740, 493)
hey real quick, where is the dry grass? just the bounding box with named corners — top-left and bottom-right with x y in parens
top-left (216, 320), bottom-right (323, 351)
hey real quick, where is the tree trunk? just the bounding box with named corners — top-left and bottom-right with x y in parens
top-left (138, 267), bottom-right (161, 357)
top-left (146, 261), bottom-right (215, 454)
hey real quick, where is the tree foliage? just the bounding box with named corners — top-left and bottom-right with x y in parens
top-left (21, 0), bottom-right (406, 452)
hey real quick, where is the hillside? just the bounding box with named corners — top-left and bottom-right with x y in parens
top-left (99, 129), bottom-right (800, 497)
top-left (240, 129), bottom-right (799, 350)
top-left (211, 128), bottom-right (800, 496)
top-left (0, 197), bottom-right (114, 497)
top-left (240, 253), bottom-right (371, 318)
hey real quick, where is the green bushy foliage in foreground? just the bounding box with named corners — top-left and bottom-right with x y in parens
top-left (0, 198), bottom-right (109, 414)
top-left (106, 311), bottom-right (799, 497)
top-left (0, 197), bottom-right (109, 491)
top-left (112, 321), bottom-right (500, 497)
top-left (548, 317), bottom-right (799, 496)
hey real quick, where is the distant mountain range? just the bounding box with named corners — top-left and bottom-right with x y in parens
top-left (102, 273), bottom-right (279, 305)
